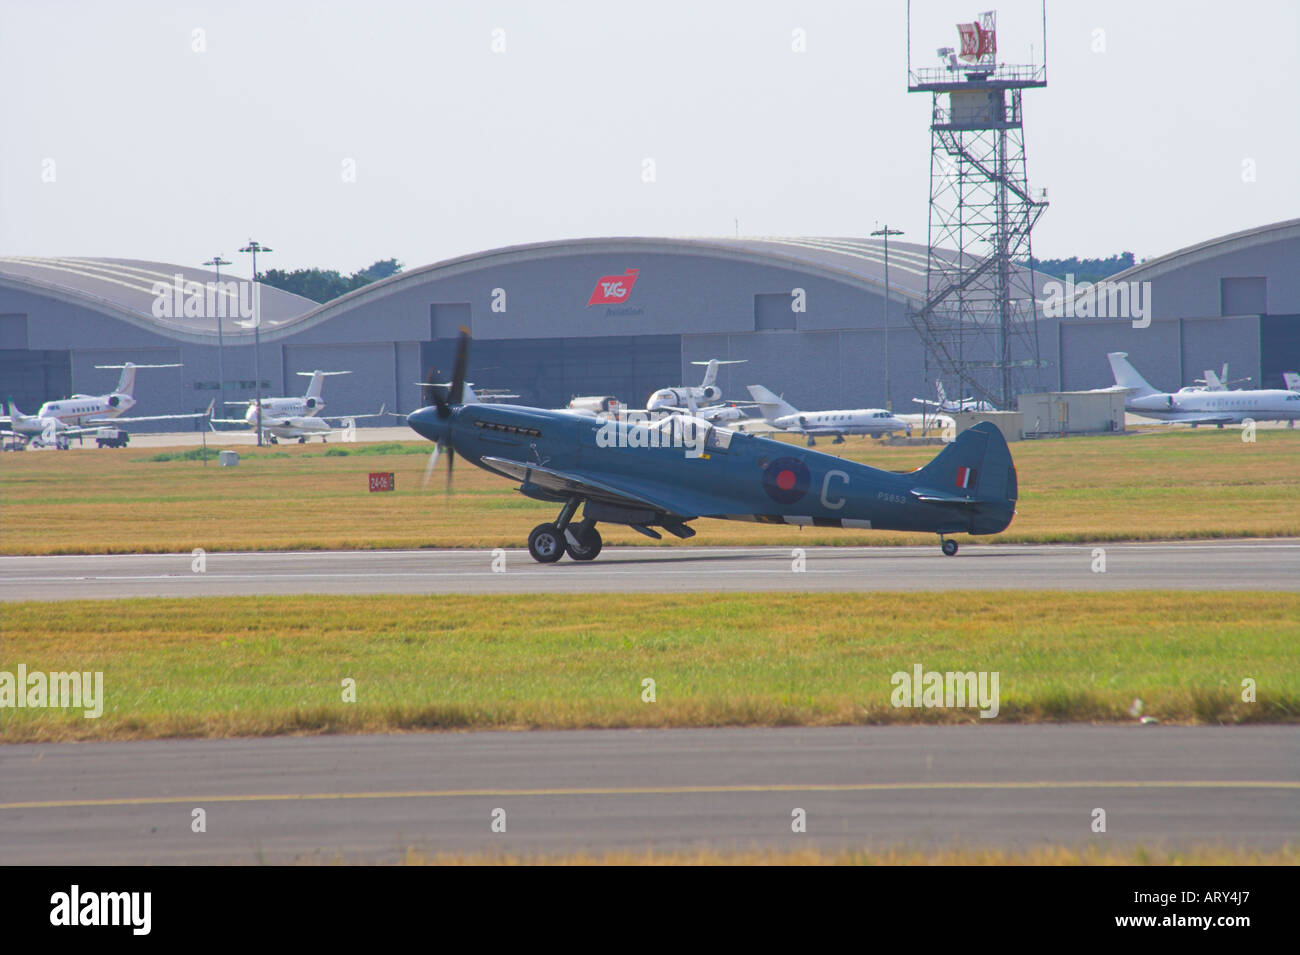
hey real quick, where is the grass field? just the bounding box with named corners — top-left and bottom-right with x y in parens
top-left (1, 428), bottom-right (1297, 555)
top-left (3, 591), bottom-right (1294, 742)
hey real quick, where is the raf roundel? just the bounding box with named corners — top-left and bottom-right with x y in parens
top-left (762, 456), bottom-right (811, 505)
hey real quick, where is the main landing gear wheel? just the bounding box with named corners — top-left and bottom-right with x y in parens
top-left (565, 525), bottom-right (603, 561)
top-left (941, 538), bottom-right (959, 557)
top-left (528, 523), bottom-right (565, 563)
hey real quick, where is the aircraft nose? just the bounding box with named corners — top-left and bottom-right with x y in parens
top-left (408, 406), bottom-right (448, 443)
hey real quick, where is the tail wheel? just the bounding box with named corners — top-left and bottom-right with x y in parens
top-left (565, 525), bottom-right (603, 561)
top-left (941, 538), bottom-right (959, 556)
top-left (528, 523), bottom-right (565, 563)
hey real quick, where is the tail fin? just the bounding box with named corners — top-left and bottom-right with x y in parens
top-left (690, 358), bottom-right (745, 389)
top-left (302, 371), bottom-right (325, 400)
top-left (1283, 372), bottom-right (1300, 392)
top-left (1203, 368), bottom-right (1224, 390)
top-left (1106, 352), bottom-right (1158, 397)
top-left (914, 422), bottom-right (1017, 534)
top-left (116, 363), bottom-right (138, 397)
top-left (698, 359), bottom-right (720, 388)
top-left (7, 401), bottom-right (27, 421)
top-left (746, 384), bottom-right (798, 420)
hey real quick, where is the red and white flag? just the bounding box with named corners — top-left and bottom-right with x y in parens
top-left (587, 268), bottom-right (640, 306)
top-left (955, 466), bottom-right (976, 490)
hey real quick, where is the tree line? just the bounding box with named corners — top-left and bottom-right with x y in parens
top-left (258, 258), bottom-right (403, 303)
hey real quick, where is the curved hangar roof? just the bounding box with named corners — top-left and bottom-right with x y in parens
top-left (0, 234), bottom-right (1148, 338)
top-left (0, 256), bottom-right (318, 339)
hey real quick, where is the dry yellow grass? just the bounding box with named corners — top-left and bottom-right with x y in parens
top-left (1, 428), bottom-right (1297, 554)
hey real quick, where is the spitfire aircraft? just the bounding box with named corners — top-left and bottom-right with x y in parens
top-left (409, 331), bottom-right (1018, 562)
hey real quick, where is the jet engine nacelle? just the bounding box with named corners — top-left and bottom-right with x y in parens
top-left (701, 385), bottom-right (721, 403)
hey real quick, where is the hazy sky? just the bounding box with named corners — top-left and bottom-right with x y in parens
top-left (3, 0), bottom-right (1296, 277)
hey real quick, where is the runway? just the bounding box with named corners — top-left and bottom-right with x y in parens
top-left (2, 539), bottom-right (1298, 600)
top-left (1, 726), bottom-right (1293, 864)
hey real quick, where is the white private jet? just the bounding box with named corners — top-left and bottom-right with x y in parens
top-left (743, 385), bottom-right (911, 445)
top-left (646, 359), bottom-right (755, 423)
top-left (211, 370), bottom-right (384, 443)
top-left (1, 363), bottom-right (212, 449)
top-left (911, 380), bottom-right (998, 414)
top-left (1107, 352), bottom-right (1300, 428)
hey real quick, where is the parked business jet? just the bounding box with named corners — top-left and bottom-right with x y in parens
top-left (911, 380), bottom-right (997, 414)
top-left (647, 359), bottom-right (754, 422)
top-left (1108, 352), bottom-right (1300, 427)
top-left (211, 370), bottom-right (384, 442)
top-left (744, 385), bottom-right (911, 445)
top-left (1, 363), bottom-right (211, 448)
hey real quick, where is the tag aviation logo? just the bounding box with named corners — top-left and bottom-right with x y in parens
top-left (587, 268), bottom-right (640, 306)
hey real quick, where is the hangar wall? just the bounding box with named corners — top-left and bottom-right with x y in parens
top-left (4, 223), bottom-right (1299, 431)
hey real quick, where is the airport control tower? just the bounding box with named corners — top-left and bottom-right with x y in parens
top-left (907, 8), bottom-right (1048, 408)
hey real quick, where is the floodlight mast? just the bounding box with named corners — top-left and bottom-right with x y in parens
top-left (239, 240), bottom-right (272, 446)
top-left (905, 4), bottom-right (1049, 410)
top-left (871, 226), bottom-right (905, 411)
top-left (202, 255), bottom-right (231, 427)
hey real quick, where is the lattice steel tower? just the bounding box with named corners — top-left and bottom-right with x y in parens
top-left (907, 8), bottom-right (1048, 408)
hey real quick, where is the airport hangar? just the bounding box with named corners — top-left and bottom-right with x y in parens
top-left (1, 218), bottom-right (1297, 431)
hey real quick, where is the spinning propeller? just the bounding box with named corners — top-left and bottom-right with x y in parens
top-left (420, 327), bottom-right (470, 490)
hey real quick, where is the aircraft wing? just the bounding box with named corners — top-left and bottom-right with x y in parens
top-left (479, 455), bottom-right (686, 515)
top-left (88, 411), bottom-right (209, 424)
top-left (88, 400), bottom-right (215, 425)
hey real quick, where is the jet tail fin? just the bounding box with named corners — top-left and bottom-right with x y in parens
top-left (1106, 352), bottom-right (1159, 397)
top-left (302, 371), bottom-right (325, 400)
top-left (1284, 371), bottom-right (1300, 392)
top-left (116, 363), bottom-right (138, 397)
top-left (746, 384), bottom-right (798, 420)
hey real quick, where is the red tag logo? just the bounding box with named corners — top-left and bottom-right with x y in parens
top-left (587, 268), bottom-right (640, 306)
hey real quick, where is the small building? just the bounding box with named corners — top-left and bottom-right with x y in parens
top-left (952, 410), bottom-right (1025, 443)
top-left (1019, 391), bottom-right (1126, 438)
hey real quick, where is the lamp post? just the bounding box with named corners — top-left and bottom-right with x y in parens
top-left (871, 226), bottom-right (904, 411)
top-left (202, 255), bottom-right (231, 430)
top-left (239, 240), bottom-right (272, 446)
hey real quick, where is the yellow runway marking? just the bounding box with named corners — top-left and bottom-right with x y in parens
top-left (1, 780), bottom-right (1296, 811)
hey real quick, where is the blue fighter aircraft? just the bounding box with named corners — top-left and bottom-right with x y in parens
top-left (409, 331), bottom-right (1018, 563)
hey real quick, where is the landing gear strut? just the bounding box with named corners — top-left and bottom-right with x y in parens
top-left (528, 497), bottom-right (603, 563)
top-left (940, 536), bottom-right (959, 557)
